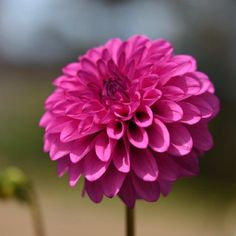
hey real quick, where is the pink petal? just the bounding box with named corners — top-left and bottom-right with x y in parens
top-left (166, 73), bottom-right (201, 96)
top-left (142, 88), bottom-right (162, 106)
top-left (141, 74), bottom-right (159, 90)
top-left (49, 138), bottom-right (70, 160)
top-left (131, 148), bottom-right (158, 181)
top-left (167, 123), bottom-right (193, 156)
top-left (186, 96), bottom-right (213, 119)
top-left (101, 164), bottom-right (126, 197)
top-left (83, 150), bottom-right (110, 181)
top-left (162, 86), bottom-right (185, 101)
top-left (118, 176), bottom-right (136, 208)
top-left (77, 70), bottom-right (98, 85)
top-left (70, 135), bottom-right (96, 163)
top-left (153, 100), bottom-right (183, 122)
top-left (95, 132), bottom-right (115, 162)
top-left (112, 138), bottom-right (130, 173)
top-left (132, 174), bottom-right (160, 202)
top-left (68, 162), bottom-right (83, 187)
top-left (80, 58), bottom-right (98, 77)
top-left (84, 180), bottom-right (103, 203)
top-left (60, 121), bottom-right (80, 143)
top-left (159, 55), bottom-right (197, 85)
top-left (106, 120), bottom-right (125, 140)
top-left (192, 72), bottom-right (212, 95)
top-left (57, 157), bottom-right (70, 177)
top-left (179, 102), bottom-right (201, 125)
top-left (188, 123), bottom-right (213, 151)
top-left (62, 62), bottom-right (80, 76)
top-left (97, 59), bottom-right (108, 77)
top-left (134, 105), bottom-right (153, 127)
top-left (147, 118), bottom-right (170, 152)
top-left (127, 122), bottom-right (149, 148)
top-left (200, 92), bottom-right (220, 119)
top-left (159, 180), bottom-right (173, 197)
top-left (39, 112), bottom-right (53, 127)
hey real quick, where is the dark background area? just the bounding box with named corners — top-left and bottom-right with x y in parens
top-left (0, 0), bottom-right (235, 235)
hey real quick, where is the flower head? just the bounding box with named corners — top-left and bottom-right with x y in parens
top-left (40, 35), bottom-right (219, 208)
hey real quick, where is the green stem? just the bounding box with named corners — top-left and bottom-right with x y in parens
top-left (126, 206), bottom-right (135, 236)
top-left (28, 186), bottom-right (45, 236)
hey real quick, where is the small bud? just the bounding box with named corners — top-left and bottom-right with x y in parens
top-left (0, 167), bottom-right (31, 202)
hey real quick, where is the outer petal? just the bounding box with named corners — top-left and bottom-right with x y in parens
top-left (147, 118), bottom-right (170, 153)
top-left (178, 102), bottom-right (201, 125)
top-left (83, 150), bottom-right (110, 181)
top-left (101, 164), bottom-right (126, 198)
top-left (84, 180), bottom-right (103, 203)
top-left (131, 148), bottom-right (158, 181)
top-left (188, 122), bottom-right (213, 151)
top-left (153, 100), bottom-right (183, 123)
top-left (186, 96), bottom-right (213, 119)
top-left (70, 135), bottom-right (96, 163)
top-left (68, 161), bottom-right (83, 187)
top-left (132, 174), bottom-right (160, 202)
top-left (57, 156), bottom-right (70, 177)
top-left (167, 123), bottom-right (193, 156)
top-left (118, 176), bottom-right (136, 208)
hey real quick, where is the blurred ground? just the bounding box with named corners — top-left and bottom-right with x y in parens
top-left (1, 182), bottom-right (236, 236)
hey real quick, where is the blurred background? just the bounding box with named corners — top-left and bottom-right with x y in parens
top-left (0, 0), bottom-right (235, 235)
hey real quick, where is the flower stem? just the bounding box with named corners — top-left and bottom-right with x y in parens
top-left (126, 206), bottom-right (135, 236)
top-left (28, 185), bottom-right (46, 236)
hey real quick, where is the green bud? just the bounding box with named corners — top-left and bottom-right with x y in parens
top-left (0, 167), bottom-right (31, 202)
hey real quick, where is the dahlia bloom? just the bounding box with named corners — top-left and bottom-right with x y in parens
top-left (40, 35), bottom-right (219, 208)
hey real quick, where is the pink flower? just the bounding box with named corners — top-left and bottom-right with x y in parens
top-left (40, 35), bottom-right (220, 208)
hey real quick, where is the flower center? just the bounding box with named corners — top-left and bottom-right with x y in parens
top-left (102, 76), bottom-right (129, 103)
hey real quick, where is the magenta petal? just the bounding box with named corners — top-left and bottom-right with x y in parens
top-left (112, 138), bottom-right (130, 173)
top-left (186, 96), bottom-right (213, 119)
top-left (57, 157), bottom-right (70, 177)
top-left (142, 89), bottom-right (162, 106)
top-left (200, 92), bottom-right (220, 119)
top-left (83, 150), bottom-right (109, 181)
top-left (159, 180), bottom-right (173, 197)
top-left (101, 164), bottom-right (126, 197)
top-left (167, 123), bottom-right (193, 156)
top-left (70, 135), bottom-right (96, 163)
top-left (131, 148), bottom-right (158, 181)
top-left (147, 118), bottom-right (170, 152)
top-left (106, 120), bottom-right (125, 140)
top-left (132, 174), bottom-right (160, 202)
top-left (134, 105), bottom-right (153, 127)
top-left (179, 102), bottom-right (201, 125)
top-left (162, 86), bottom-right (185, 101)
top-left (68, 161), bottom-right (83, 187)
top-left (50, 138), bottom-right (70, 160)
top-left (118, 176), bottom-right (136, 208)
top-left (188, 123), bottom-right (213, 151)
top-left (141, 75), bottom-right (159, 90)
top-left (166, 73), bottom-right (201, 96)
top-left (154, 100), bottom-right (183, 122)
top-left (127, 122), bottom-right (149, 148)
top-left (60, 121), bottom-right (80, 143)
top-left (84, 180), bottom-right (103, 203)
top-left (95, 131), bottom-right (115, 162)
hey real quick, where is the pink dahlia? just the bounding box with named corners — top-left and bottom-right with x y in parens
top-left (40, 35), bottom-right (219, 208)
